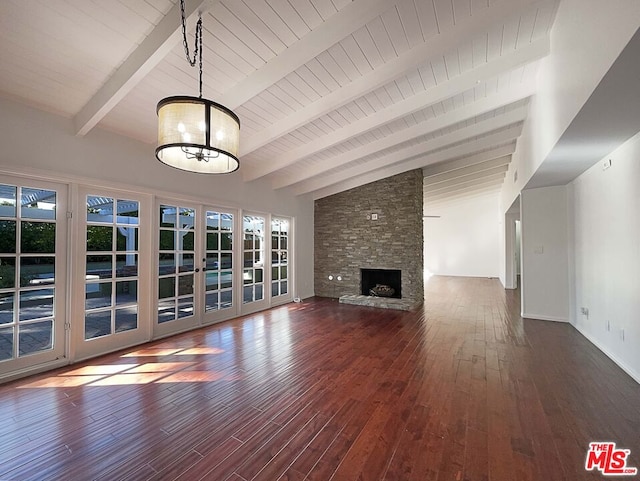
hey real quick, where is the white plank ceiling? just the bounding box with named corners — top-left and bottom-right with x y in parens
top-left (0, 0), bottom-right (559, 202)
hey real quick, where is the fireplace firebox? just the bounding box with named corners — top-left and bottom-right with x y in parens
top-left (360, 268), bottom-right (401, 299)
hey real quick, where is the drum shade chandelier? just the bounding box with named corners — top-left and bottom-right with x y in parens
top-left (156, 0), bottom-right (240, 174)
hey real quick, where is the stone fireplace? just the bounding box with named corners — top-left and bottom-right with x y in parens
top-left (314, 170), bottom-right (423, 311)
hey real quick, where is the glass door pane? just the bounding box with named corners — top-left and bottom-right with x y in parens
top-left (203, 209), bottom-right (234, 320)
top-left (243, 215), bottom-right (265, 304)
top-left (84, 197), bottom-right (140, 340)
top-left (241, 214), bottom-right (269, 314)
top-left (0, 180), bottom-right (66, 377)
top-left (157, 204), bottom-right (197, 329)
top-left (271, 217), bottom-right (291, 301)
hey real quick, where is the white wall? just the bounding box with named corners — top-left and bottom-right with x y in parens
top-left (500, 0), bottom-right (640, 212)
top-left (515, 220), bottom-right (521, 275)
top-left (0, 97), bottom-right (315, 299)
top-left (424, 192), bottom-right (500, 278)
top-left (502, 211), bottom-right (518, 289)
top-left (520, 186), bottom-right (569, 322)
top-left (570, 131), bottom-right (640, 382)
top-left (498, 1), bottom-right (640, 288)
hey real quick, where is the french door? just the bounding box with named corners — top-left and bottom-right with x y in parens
top-left (241, 213), bottom-right (269, 315)
top-left (202, 208), bottom-right (235, 323)
top-left (0, 177), bottom-right (67, 378)
top-left (74, 188), bottom-right (149, 360)
top-left (270, 217), bottom-right (292, 305)
top-left (0, 177), bottom-right (295, 379)
top-left (155, 201), bottom-right (237, 337)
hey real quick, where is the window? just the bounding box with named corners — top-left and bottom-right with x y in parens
top-left (271, 218), bottom-right (289, 298)
top-left (0, 182), bottom-right (64, 363)
top-left (242, 215), bottom-right (265, 304)
top-left (85, 196), bottom-right (139, 339)
top-left (204, 210), bottom-right (234, 312)
top-left (158, 205), bottom-right (196, 323)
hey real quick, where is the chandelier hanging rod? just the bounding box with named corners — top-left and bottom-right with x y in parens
top-left (179, 0), bottom-right (203, 98)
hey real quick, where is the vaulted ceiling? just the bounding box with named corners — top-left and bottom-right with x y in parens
top-left (0, 0), bottom-right (558, 201)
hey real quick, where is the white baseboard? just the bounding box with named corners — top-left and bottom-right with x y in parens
top-left (521, 312), bottom-right (569, 322)
top-left (572, 325), bottom-right (640, 385)
top-left (0, 358), bottom-right (69, 385)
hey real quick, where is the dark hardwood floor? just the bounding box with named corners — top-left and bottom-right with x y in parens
top-left (1, 276), bottom-right (639, 480)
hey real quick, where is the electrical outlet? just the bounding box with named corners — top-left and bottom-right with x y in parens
top-left (581, 307), bottom-right (589, 318)
top-left (620, 328), bottom-right (625, 342)
top-left (606, 320), bottom-right (610, 332)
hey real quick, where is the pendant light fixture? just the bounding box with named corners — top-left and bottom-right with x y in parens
top-left (156, 0), bottom-right (240, 174)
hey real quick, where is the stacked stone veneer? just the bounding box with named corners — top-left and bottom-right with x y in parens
top-left (314, 170), bottom-right (424, 303)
